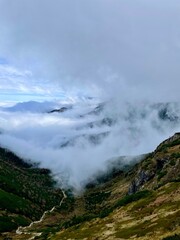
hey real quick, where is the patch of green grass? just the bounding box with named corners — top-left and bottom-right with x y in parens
top-left (0, 147), bottom-right (32, 168)
top-left (116, 210), bottom-right (180, 239)
top-left (85, 191), bottom-right (111, 211)
top-left (171, 178), bottom-right (180, 183)
top-left (52, 221), bottom-right (105, 240)
top-left (0, 216), bottom-right (17, 232)
top-left (0, 215), bottom-right (30, 232)
top-left (145, 211), bottom-right (180, 239)
top-left (99, 190), bottom-right (152, 219)
top-left (130, 193), bottom-right (156, 212)
top-left (58, 190), bottom-right (152, 231)
top-left (99, 190), bottom-right (153, 218)
top-left (62, 214), bottom-right (95, 229)
top-left (171, 153), bottom-right (180, 159)
top-left (0, 189), bottom-right (40, 218)
top-left (0, 147), bottom-right (64, 233)
top-left (56, 195), bottom-right (75, 212)
top-left (158, 170), bottom-right (167, 180)
top-left (115, 220), bottom-right (153, 238)
top-left (158, 139), bottom-right (180, 152)
top-left (169, 159), bottom-right (176, 166)
top-left (163, 234), bottom-right (180, 240)
top-left (162, 182), bottom-right (180, 194)
top-left (114, 190), bottom-right (152, 208)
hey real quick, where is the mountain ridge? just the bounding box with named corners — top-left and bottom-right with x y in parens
top-left (1, 132), bottom-right (179, 240)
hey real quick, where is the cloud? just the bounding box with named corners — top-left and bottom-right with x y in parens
top-left (0, 0), bottom-right (180, 102)
top-left (0, 64), bottom-right (73, 103)
top-left (0, 101), bottom-right (180, 190)
top-left (0, 65), bottom-right (32, 91)
top-left (0, 1), bottom-right (180, 190)
top-left (0, 64), bottom-right (52, 94)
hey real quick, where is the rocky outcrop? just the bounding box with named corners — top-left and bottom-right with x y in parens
top-left (128, 132), bottom-right (180, 195)
top-left (128, 170), bottom-right (154, 194)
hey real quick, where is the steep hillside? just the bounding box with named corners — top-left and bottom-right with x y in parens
top-left (2, 133), bottom-right (179, 240)
top-left (0, 147), bottom-right (63, 234)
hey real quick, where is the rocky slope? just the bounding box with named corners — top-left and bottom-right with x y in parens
top-left (1, 133), bottom-right (179, 240)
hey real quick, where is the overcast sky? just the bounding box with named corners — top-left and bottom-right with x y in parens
top-left (0, 1), bottom-right (180, 189)
top-left (0, 0), bottom-right (180, 103)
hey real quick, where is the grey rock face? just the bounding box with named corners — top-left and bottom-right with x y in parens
top-left (128, 170), bottom-right (154, 195)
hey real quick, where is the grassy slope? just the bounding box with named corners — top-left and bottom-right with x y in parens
top-left (2, 133), bottom-right (180, 240)
top-left (0, 147), bottom-right (63, 233)
top-left (50, 133), bottom-right (180, 240)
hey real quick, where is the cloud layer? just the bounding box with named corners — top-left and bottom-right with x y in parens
top-left (0, 1), bottom-right (180, 191)
top-left (0, 101), bottom-right (180, 190)
top-left (0, 0), bottom-right (180, 101)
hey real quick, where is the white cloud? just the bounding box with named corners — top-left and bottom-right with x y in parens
top-left (0, 0), bottom-right (180, 102)
top-left (0, 101), bottom-right (180, 190)
top-left (0, 64), bottom-right (70, 103)
top-left (0, 1), bottom-right (180, 190)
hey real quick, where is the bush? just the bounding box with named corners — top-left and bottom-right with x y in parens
top-left (63, 214), bottom-right (95, 229)
top-left (85, 191), bottom-right (111, 205)
top-left (163, 234), bottom-right (180, 240)
top-left (157, 170), bottom-right (167, 180)
top-left (59, 190), bottom-right (152, 229)
top-left (171, 153), bottom-right (180, 159)
top-left (0, 215), bottom-right (30, 233)
top-left (114, 190), bottom-right (151, 208)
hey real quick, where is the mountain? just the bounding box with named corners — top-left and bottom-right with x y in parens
top-left (0, 101), bottom-right (73, 113)
top-left (1, 101), bottom-right (59, 113)
top-left (1, 133), bottom-right (180, 240)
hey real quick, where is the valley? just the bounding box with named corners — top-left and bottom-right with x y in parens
top-left (0, 133), bottom-right (179, 240)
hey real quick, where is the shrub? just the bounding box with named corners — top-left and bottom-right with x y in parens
top-left (163, 234), bottom-right (180, 240)
top-left (114, 190), bottom-right (151, 208)
top-left (157, 170), bottom-right (167, 180)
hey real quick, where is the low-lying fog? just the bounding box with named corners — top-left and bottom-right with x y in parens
top-left (0, 99), bottom-right (180, 190)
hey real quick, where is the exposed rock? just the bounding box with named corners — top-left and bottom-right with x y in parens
top-left (128, 133), bottom-right (180, 195)
top-left (128, 170), bottom-right (154, 194)
top-left (156, 157), bottom-right (169, 170)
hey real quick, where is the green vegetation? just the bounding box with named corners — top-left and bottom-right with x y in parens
top-left (62, 214), bottom-right (95, 229)
top-left (158, 170), bottom-right (167, 180)
top-left (48, 134), bottom-right (180, 240)
top-left (163, 234), bottom-right (180, 240)
top-left (115, 190), bottom-right (151, 208)
top-left (0, 147), bottom-right (32, 168)
top-left (98, 190), bottom-right (152, 218)
top-left (1, 133), bottom-right (180, 240)
top-left (0, 215), bottom-right (30, 232)
top-left (158, 139), bottom-right (180, 152)
top-left (57, 190), bottom-right (152, 230)
top-left (0, 147), bottom-right (63, 232)
top-left (171, 153), bottom-right (180, 159)
top-left (0, 189), bottom-right (40, 218)
top-left (57, 195), bottom-right (75, 212)
top-left (85, 191), bottom-right (111, 211)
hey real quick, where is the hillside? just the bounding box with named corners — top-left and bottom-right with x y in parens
top-left (0, 148), bottom-right (63, 234)
top-left (1, 133), bottom-right (179, 240)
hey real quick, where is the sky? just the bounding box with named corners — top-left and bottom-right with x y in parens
top-left (0, 0), bottom-right (180, 104)
top-left (0, 1), bottom-right (180, 190)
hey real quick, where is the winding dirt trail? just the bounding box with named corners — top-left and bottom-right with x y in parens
top-left (16, 189), bottom-right (67, 239)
